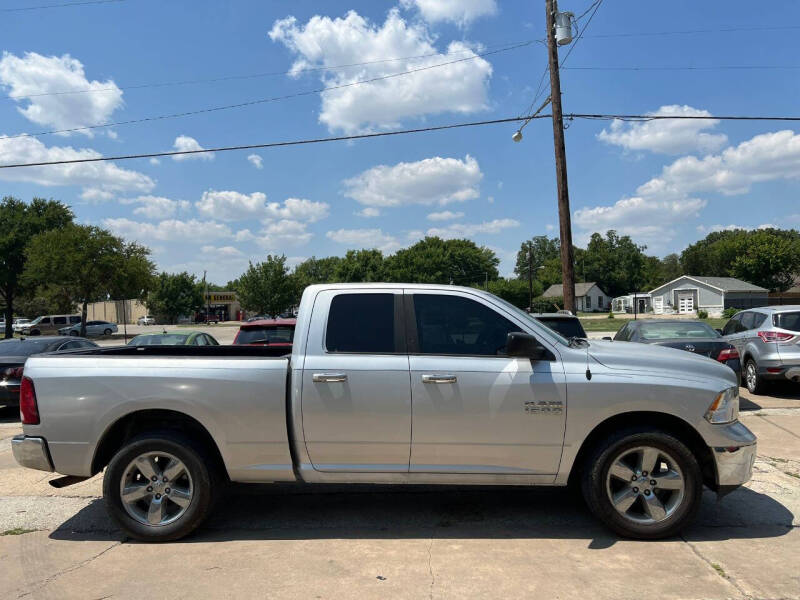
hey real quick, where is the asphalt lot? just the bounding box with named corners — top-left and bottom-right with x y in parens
top-left (1, 384), bottom-right (799, 599)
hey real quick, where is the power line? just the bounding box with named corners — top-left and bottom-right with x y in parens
top-left (0, 115), bottom-right (550, 169)
top-left (1, 0), bottom-right (123, 11)
top-left (559, 0), bottom-right (604, 67)
top-left (2, 39), bottom-right (540, 102)
top-left (4, 112), bottom-right (800, 170)
top-left (0, 41), bottom-right (532, 141)
top-left (585, 25), bottom-right (800, 38)
top-left (563, 65), bottom-right (800, 71)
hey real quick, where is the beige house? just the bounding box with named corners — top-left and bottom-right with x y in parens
top-left (85, 299), bottom-right (148, 324)
top-left (541, 282), bottom-right (609, 312)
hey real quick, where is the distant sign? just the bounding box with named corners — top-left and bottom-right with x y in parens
top-left (205, 292), bottom-right (236, 303)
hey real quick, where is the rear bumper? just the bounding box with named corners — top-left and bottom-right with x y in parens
top-left (759, 362), bottom-right (800, 381)
top-left (11, 435), bottom-right (54, 472)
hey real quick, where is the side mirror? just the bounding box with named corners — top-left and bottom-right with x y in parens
top-left (602, 336), bottom-right (612, 341)
top-left (507, 332), bottom-right (548, 360)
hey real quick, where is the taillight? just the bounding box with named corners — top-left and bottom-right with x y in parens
top-left (758, 331), bottom-right (794, 343)
top-left (717, 348), bottom-right (739, 362)
top-left (19, 376), bottom-right (39, 425)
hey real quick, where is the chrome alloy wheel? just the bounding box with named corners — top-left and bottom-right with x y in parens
top-left (120, 451), bottom-right (193, 527)
top-left (605, 446), bottom-right (685, 525)
top-left (746, 362), bottom-right (757, 392)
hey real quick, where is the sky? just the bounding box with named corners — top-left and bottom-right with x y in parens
top-left (2, 0), bottom-right (800, 284)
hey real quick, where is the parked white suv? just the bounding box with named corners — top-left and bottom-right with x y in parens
top-left (137, 316), bottom-right (156, 326)
top-left (721, 306), bottom-right (800, 393)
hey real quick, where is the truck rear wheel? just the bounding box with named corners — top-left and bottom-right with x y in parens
top-left (581, 428), bottom-right (703, 539)
top-left (103, 432), bottom-right (219, 542)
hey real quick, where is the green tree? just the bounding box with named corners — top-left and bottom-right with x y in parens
top-left (514, 236), bottom-right (560, 281)
top-left (333, 249), bottom-right (385, 282)
top-left (236, 255), bottom-right (295, 317)
top-left (481, 277), bottom-right (541, 309)
top-left (0, 197), bottom-right (73, 338)
top-left (386, 237), bottom-right (499, 285)
top-left (25, 225), bottom-right (153, 336)
top-left (148, 272), bottom-right (204, 324)
top-left (293, 256), bottom-right (343, 286)
top-left (583, 230), bottom-right (648, 298)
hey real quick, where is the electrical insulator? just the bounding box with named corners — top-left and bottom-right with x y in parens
top-left (555, 11), bottom-right (574, 45)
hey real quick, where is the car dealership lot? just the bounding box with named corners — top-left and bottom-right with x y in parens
top-left (1, 388), bottom-right (799, 600)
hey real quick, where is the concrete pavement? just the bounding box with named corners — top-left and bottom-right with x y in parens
top-left (1, 389), bottom-right (799, 599)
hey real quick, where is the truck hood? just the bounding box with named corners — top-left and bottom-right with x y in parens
top-left (587, 340), bottom-right (737, 386)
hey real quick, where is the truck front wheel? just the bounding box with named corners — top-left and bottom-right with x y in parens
top-left (581, 428), bottom-right (703, 539)
top-left (103, 432), bottom-right (219, 542)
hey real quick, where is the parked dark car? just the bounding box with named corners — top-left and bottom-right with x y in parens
top-left (531, 313), bottom-right (588, 339)
top-left (613, 319), bottom-right (741, 382)
top-left (234, 318), bottom-right (296, 348)
top-left (0, 336), bottom-right (98, 407)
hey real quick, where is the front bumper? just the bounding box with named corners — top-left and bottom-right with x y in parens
top-left (713, 442), bottom-right (756, 491)
top-left (11, 435), bottom-right (54, 472)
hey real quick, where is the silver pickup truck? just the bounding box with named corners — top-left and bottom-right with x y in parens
top-left (13, 284), bottom-right (756, 542)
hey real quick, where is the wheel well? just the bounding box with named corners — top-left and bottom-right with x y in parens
top-left (567, 411), bottom-right (716, 490)
top-left (91, 409), bottom-right (226, 477)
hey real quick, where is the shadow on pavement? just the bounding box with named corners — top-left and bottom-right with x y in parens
top-left (0, 405), bottom-right (19, 424)
top-left (50, 482), bottom-right (794, 546)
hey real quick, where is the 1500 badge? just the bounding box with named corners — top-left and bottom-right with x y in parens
top-left (524, 400), bottom-right (563, 414)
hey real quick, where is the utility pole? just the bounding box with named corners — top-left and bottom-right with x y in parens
top-left (203, 270), bottom-right (209, 324)
top-left (527, 241), bottom-right (534, 311)
top-left (545, 0), bottom-right (576, 314)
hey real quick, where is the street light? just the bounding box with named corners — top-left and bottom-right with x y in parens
top-left (512, 130), bottom-right (523, 143)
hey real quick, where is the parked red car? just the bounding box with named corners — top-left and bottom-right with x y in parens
top-left (233, 318), bottom-right (296, 350)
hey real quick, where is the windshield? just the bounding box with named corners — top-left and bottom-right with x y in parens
top-left (128, 334), bottom-right (190, 346)
top-left (0, 339), bottom-right (53, 356)
top-left (639, 322), bottom-right (719, 340)
top-left (487, 294), bottom-right (570, 346)
top-left (536, 317), bottom-right (586, 339)
top-left (237, 325), bottom-right (295, 345)
top-left (28, 316), bottom-right (43, 325)
top-left (774, 312), bottom-right (800, 333)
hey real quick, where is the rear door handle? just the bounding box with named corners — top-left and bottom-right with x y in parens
top-left (313, 372), bottom-right (348, 383)
top-left (422, 374), bottom-right (457, 384)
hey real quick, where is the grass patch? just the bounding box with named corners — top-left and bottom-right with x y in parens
top-left (711, 563), bottom-right (727, 578)
top-left (784, 471), bottom-right (800, 479)
top-left (1, 528), bottom-right (36, 536)
top-left (579, 317), bottom-right (729, 334)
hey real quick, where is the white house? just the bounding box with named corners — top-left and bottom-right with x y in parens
top-left (612, 293), bottom-right (652, 314)
top-left (541, 282), bottom-right (610, 312)
top-left (648, 276), bottom-right (769, 316)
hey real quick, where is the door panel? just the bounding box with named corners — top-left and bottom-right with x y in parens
top-left (300, 289), bottom-right (411, 473)
top-left (409, 355), bottom-right (566, 474)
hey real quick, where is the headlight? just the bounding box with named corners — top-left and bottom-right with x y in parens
top-left (705, 386), bottom-right (739, 424)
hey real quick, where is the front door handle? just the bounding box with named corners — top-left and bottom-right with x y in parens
top-left (313, 372), bottom-right (348, 383)
top-left (422, 374), bottom-right (457, 384)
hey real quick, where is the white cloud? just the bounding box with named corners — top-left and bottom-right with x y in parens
top-left (355, 207), bottom-right (381, 218)
top-left (401, 0), bottom-right (497, 26)
top-left (171, 135), bottom-right (214, 161)
top-left (0, 134), bottom-right (154, 198)
top-left (253, 220), bottom-right (313, 249)
top-left (326, 228), bottom-right (401, 252)
top-left (0, 51), bottom-right (123, 137)
top-left (103, 218), bottom-right (232, 242)
top-left (696, 223), bottom-right (778, 234)
top-left (545, 223), bottom-right (555, 232)
top-left (247, 154), bottom-right (263, 169)
top-left (120, 195), bottom-right (191, 219)
top-left (598, 105), bottom-right (728, 155)
top-left (196, 191), bottom-right (328, 223)
top-left (200, 245), bottom-right (244, 258)
top-left (343, 155), bottom-right (481, 207)
top-left (149, 157), bottom-right (160, 165)
top-left (269, 9), bottom-right (492, 133)
top-left (426, 218), bottom-right (519, 239)
top-left (427, 210), bottom-right (464, 221)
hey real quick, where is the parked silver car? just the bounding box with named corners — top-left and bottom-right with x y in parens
top-left (58, 320), bottom-right (118, 337)
top-left (721, 305), bottom-right (800, 393)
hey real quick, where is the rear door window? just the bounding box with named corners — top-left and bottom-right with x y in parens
top-left (69, 316), bottom-right (81, 324)
top-left (774, 312), bottom-right (800, 332)
top-left (53, 316), bottom-right (67, 325)
top-left (740, 312), bottom-right (756, 331)
top-left (326, 294), bottom-right (396, 353)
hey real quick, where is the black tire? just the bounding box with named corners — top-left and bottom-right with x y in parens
top-left (744, 359), bottom-right (767, 395)
top-left (69, 330), bottom-right (78, 336)
top-left (103, 328), bottom-right (112, 336)
top-left (103, 431), bottom-right (219, 542)
top-left (581, 428), bottom-right (703, 539)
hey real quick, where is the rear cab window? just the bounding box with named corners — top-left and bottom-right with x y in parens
top-left (326, 293), bottom-right (398, 353)
top-left (237, 325), bottom-right (295, 345)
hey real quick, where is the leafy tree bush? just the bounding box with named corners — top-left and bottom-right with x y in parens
top-left (697, 309), bottom-right (709, 319)
top-left (722, 307), bottom-right (740, 319)
top-left (236, 255), bottom-right (296, 317)
top-left (148, 272), bottom-right (203, 324)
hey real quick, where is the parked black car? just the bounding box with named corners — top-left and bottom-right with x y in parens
top-left (613, 319), bottom-right (741, 383)
top-left (0, 336), bottom-right (98, 408)
top-left (531, 313), bottom-right (588, 338)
